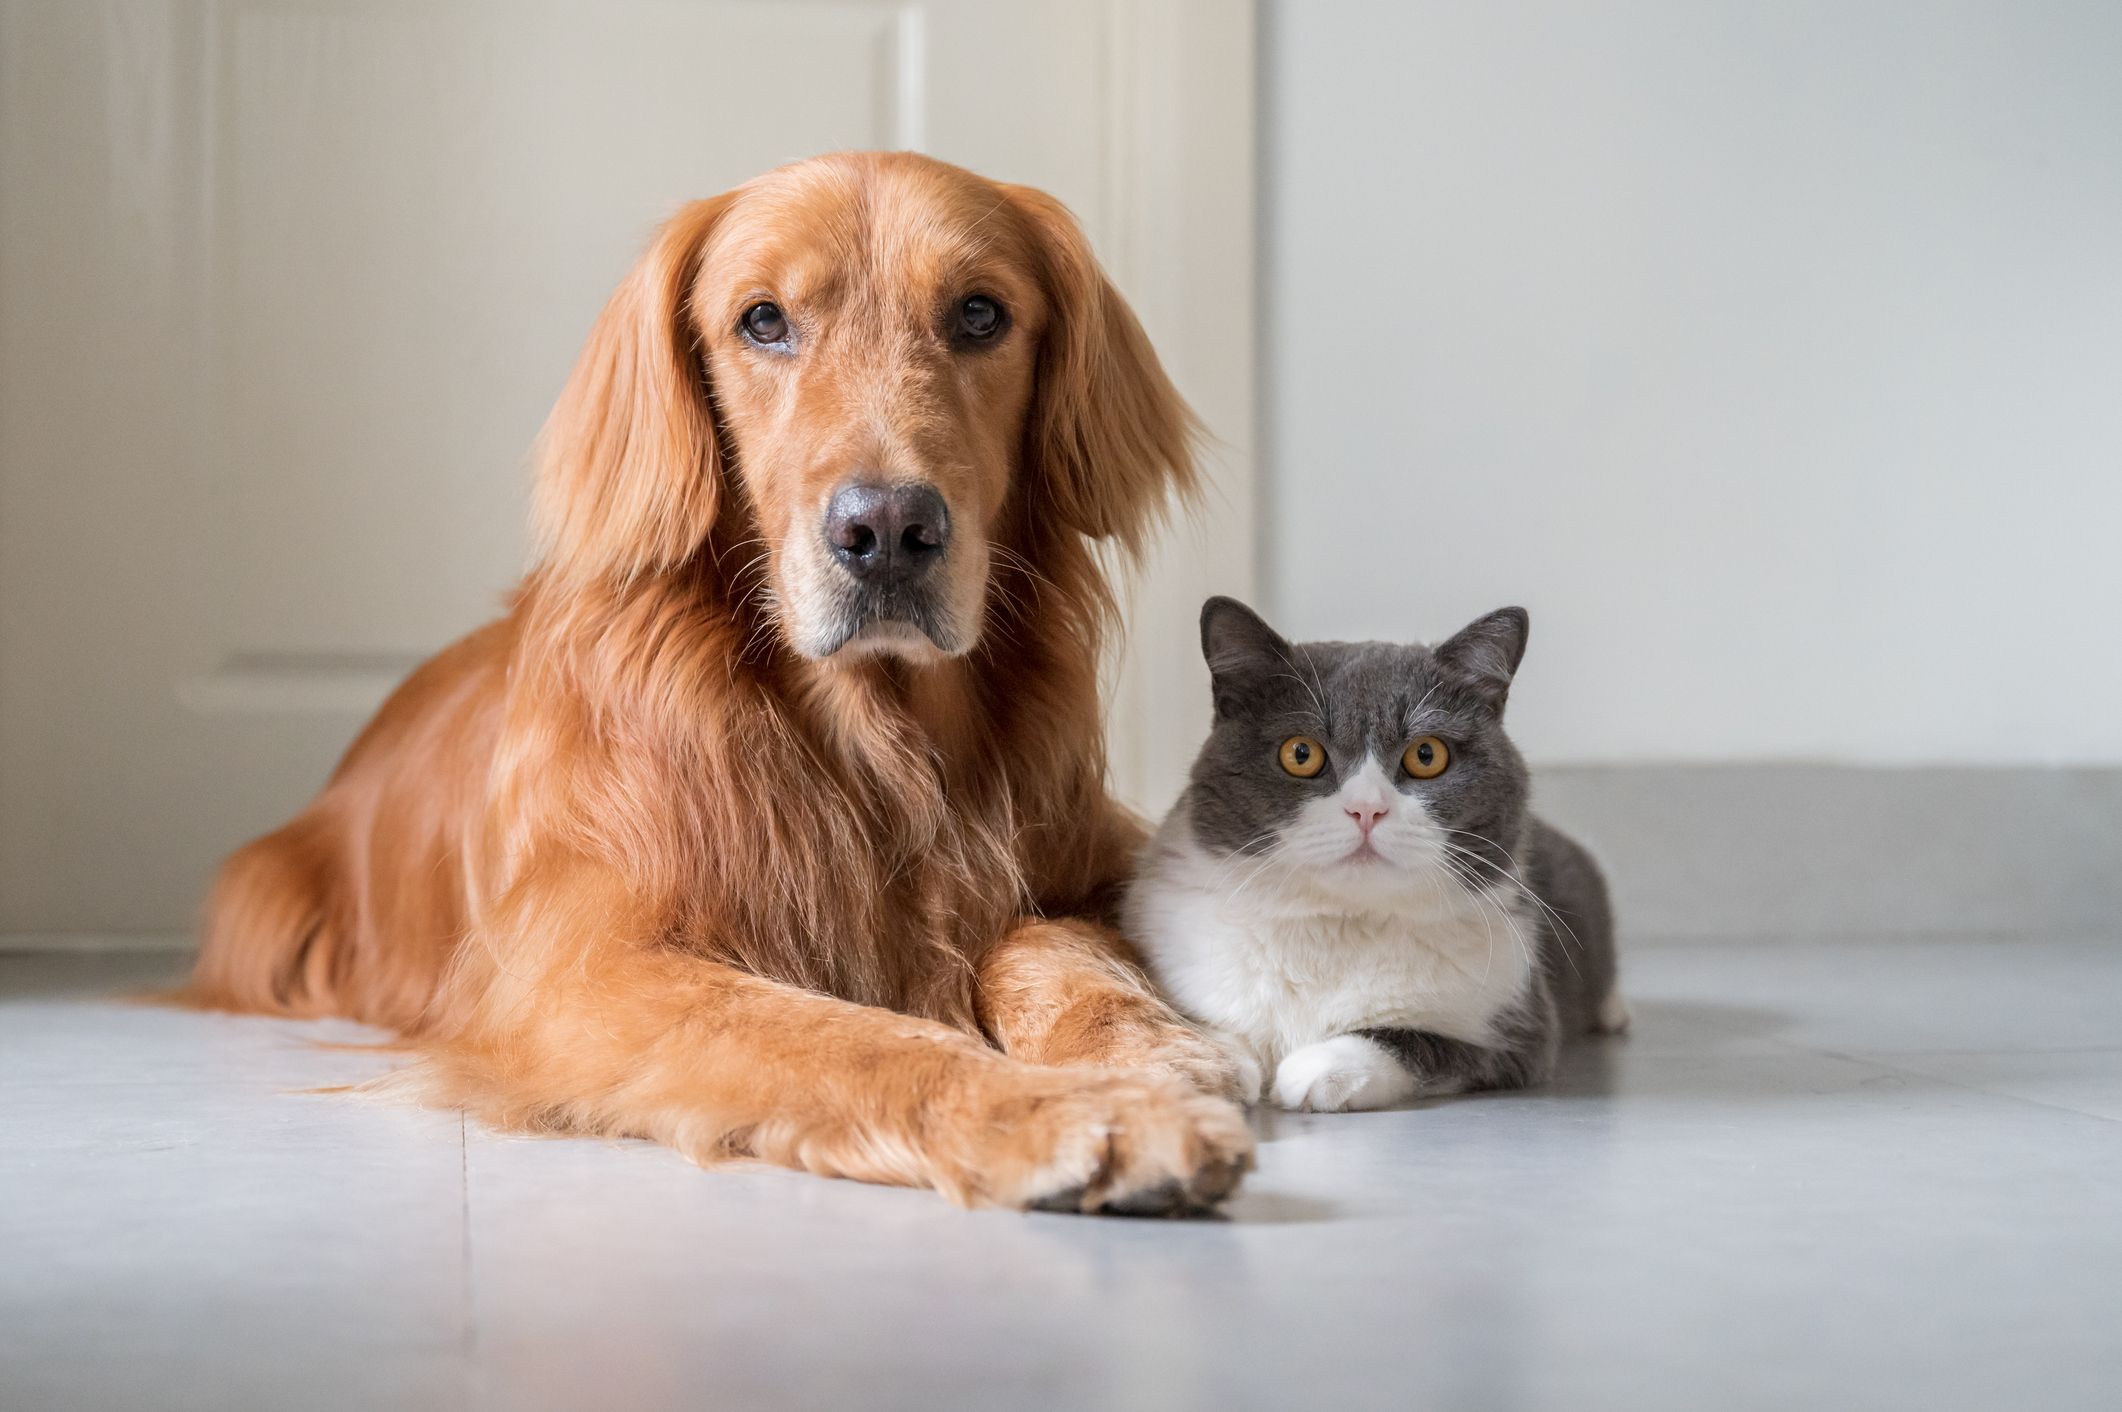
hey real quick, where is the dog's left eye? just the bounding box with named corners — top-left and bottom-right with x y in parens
top-left (957, 295), bottom-right (1004, 341)
top-left (741, 302), bottom-right (789, 345)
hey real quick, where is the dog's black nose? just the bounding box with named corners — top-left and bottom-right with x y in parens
top-left (824, 481), bottom-right (950, 585)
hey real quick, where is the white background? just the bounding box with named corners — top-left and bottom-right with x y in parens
top-left (1262, 0), bottom-right (2122, 765)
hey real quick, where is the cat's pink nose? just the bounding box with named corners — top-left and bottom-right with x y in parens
top-left (1345, 803), bottom-right (1389, 838)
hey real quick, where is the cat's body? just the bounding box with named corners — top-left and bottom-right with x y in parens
top-left (1124, 600), bottom-right (1627, 1112)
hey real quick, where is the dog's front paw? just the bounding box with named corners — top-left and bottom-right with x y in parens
top-left (969, 1069), bottom-right (1254, 1216)
top-left (1135, 1023), bottom-right (1263, 1105)
top-left (1198, 1028), bottom-right (1265, 1105)
top-left (1033, 1000), bottom-right (1262, 1105)
top-left (1272, 1035), bottom-right (1417, 1113)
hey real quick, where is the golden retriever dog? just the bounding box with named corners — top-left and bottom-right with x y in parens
top-left (184, 151), bottom-right (1253, 1214)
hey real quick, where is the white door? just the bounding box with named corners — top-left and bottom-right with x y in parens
top-left (0, 0), bottom-right (1252, 942)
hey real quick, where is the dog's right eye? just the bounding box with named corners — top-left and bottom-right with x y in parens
top-left (956, 295), bottom-right (1005, 342)
top-left (741, 303), bottom-right (789, 345)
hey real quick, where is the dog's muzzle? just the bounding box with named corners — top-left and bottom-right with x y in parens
top-left (814, 480), bottom-right (956, 656)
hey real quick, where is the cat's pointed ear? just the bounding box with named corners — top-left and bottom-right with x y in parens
top-left (1201, 596), bottom-right (1293, 671)
top-left (1201, 597), bottom-right (1295, 716)
top-left (1433, 607), bottom-right (1529, 710)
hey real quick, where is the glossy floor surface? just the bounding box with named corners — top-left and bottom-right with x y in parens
top-left (4, 938), bottom-right (2118, 1411)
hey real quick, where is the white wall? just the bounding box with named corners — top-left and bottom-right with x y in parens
top-left (1261, 1), bottom-right (2122, 765)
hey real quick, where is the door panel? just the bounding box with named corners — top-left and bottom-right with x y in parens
top-left (0, 0), bottom-right (1251, 936)
top-left (208, 1), bottom-right (913, 676)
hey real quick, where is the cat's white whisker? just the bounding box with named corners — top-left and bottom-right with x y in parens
top-left (1221, 856), bottom-right (1282, 908)
top-left (1214, 836), bottom-right (1293, 909)
top-left (1445, 851), bottom-right (1553, 983)
top-left (1440, 855), bottom-right (1527, 989)
top-left (1474, 880), bottom-right (1540, 984)
top-left (1438, 836), bottom-right (1588, 980)
top-left (1405, 680), bottom-right (1444, 733)
top-left (1270, 670), bottom-right (1328, 727)
top-left (1457, 860), bottom-right (1501, 986)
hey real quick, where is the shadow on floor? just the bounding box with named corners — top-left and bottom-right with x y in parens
top-left (1267, 999), bottom-right (1800, 1111)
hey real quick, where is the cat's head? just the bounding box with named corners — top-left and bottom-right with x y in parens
top-left (1183, 597), bottom-right (1533, 902)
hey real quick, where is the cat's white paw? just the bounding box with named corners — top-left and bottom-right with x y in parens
top-left (1272, 1035), bottom-right (1418, 1112)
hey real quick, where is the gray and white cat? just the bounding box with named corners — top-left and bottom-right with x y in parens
top-left (1125, 597), bottom-right (1628, 1112)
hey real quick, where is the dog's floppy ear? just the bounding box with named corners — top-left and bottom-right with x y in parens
top-left (533, 194), bottom-right (734, 585)
top-left (1002, 185), bottom-right (1200, 557)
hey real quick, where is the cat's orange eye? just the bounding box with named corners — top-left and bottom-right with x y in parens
top-left (1279, 736), bottom-right (1327, 778)
top-left (1403, 736), bottom-right (1450, 779)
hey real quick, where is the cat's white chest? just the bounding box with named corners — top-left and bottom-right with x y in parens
top-left (1125, 815), bottom-right (1535, 1074)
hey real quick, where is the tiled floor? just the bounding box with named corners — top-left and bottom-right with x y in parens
top-left (3, 938), bottom-right (2118, 1411)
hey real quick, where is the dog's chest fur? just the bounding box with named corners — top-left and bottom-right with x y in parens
top-left (1126, 816), bottom-right (1534, 1072)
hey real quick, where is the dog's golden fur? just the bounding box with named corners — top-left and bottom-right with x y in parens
top-left (184, 152), bottom-right (1252, 1213)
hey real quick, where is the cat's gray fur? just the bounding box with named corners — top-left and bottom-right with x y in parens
top-left (1123, 597), bottom-right (1626, 1111)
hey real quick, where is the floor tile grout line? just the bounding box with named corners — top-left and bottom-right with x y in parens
top-left (1800, 1042), bottom-right (2122, 1126)
top-left (1841, 1046), bottom-right (2122, 1058)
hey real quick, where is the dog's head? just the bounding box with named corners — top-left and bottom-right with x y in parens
top-left (534, 152), bottom-right (1195, 664)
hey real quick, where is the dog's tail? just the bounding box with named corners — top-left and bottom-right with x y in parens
top-left (175, 817), bottom-right (347, 1018)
